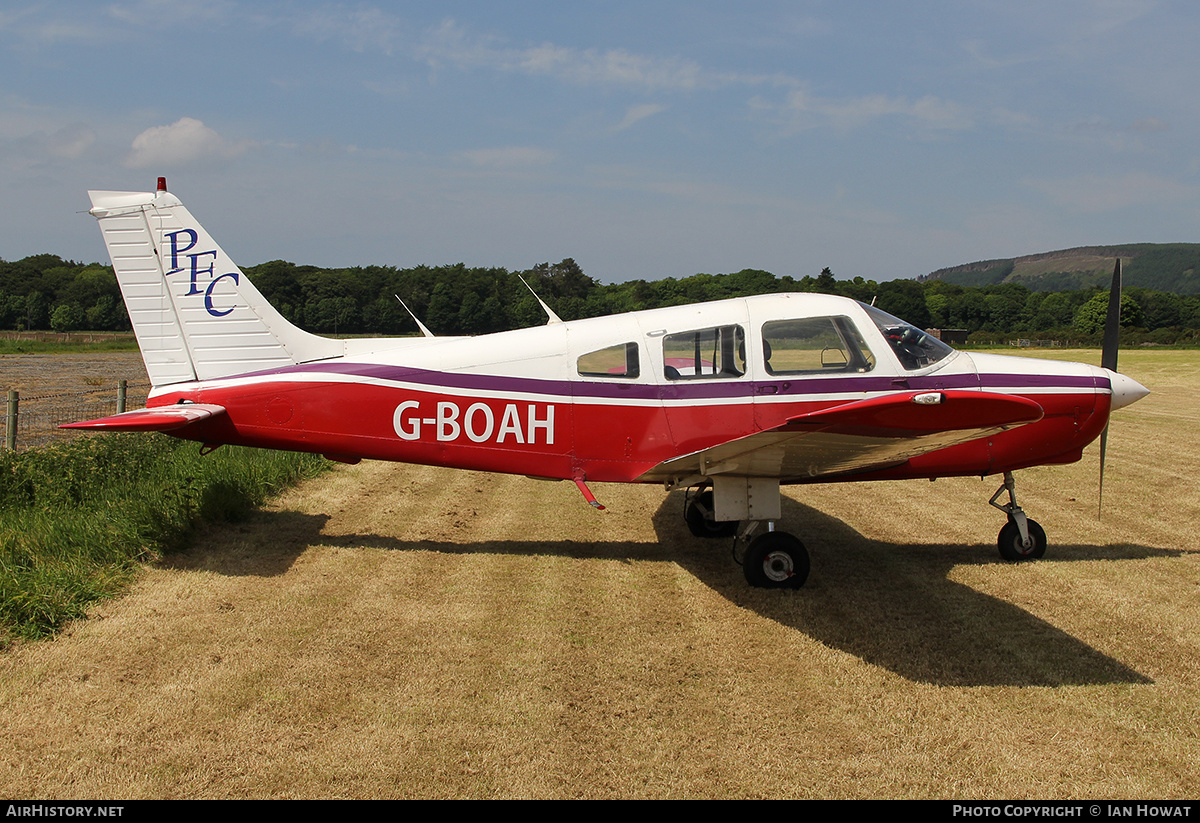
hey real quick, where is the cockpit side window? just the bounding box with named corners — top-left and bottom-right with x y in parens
top-left (762, 317), bottom-right (876, 374)
top-left (662, 325), bottom-right (745, 380)
top-left (577, 342), bottom-right (640, 378)
top-left (862, 303), bottom-right (954, 371)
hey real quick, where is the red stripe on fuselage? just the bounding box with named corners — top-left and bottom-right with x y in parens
top-left (150, 374), bottom-right (1111, 483)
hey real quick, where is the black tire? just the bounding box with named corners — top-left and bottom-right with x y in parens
top-left (685, 490), bottom-right (738, 538)
top-left (743, 532), bottom-right (810, 589)
top-left (997, 518), bottom-right (1047, 562)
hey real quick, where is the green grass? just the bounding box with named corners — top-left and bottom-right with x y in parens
top-left (0, 434), bottom-right (327, 645)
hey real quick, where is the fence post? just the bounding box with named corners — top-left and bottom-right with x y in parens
top-left (5, 390), bottom-right (16, 452)
top-left (117, 380), bottom-right (127, 414)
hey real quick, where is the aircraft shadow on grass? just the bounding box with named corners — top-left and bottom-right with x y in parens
top-left (166, 492), bottom-right (1169, 688)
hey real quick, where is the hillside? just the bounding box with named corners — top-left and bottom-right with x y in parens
top-left (922, 243), bottom-right (1200, 294)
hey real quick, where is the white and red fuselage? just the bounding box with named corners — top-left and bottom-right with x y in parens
top-left (70, 182), bottom-right (1151, 587)
top-left (136, 296), bottom-right (1136, 486)
top-left (75, 184), bottom-right (1147, 499)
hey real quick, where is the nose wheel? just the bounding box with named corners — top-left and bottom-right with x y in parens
top-left (990, 471), bottom-right (1048, 562)
top-left (997, 518), bottom-right (1046, 561)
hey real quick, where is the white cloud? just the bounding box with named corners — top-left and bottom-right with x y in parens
top-left (461, 146), bottom-right (556, 168)
top-left (0, 10), bottom-right (109, 45)
top-left (105, 0), bottom-right (234, 27)
top-left (755, 88), bottom-right (972, 134)
top-left (1067, 0), bottom-right (1157, 41)
top-left (418, 19), bottom-right (778, 93)
top-left (125, 117), bottom-right (250, 168)
top-left (1025, 172), bottom-right (1195, 212)
top-left (290, 4), bottom-right (405, 54)
top-left (543, 47), bottom-right (708, 91)
top-left (41, 123), bottom-right (95, 159)
top-left (614, 104), bottom-right (666, 132)
top-left (962, 38), bottom-right (1045, 71)
top-left (0, 104), bottom-right (96, 166)
top-left (0, 1), bottom-right (233, 46)
top-left (1131, 117), bottom-right (1169, 133)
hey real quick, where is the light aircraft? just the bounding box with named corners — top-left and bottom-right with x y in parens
top-left (67, 179), bottom-right (1149, 589)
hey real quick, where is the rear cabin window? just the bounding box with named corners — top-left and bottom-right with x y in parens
top-left (762, 317), bottom-right (876, 374)
top-left (663, 325), bottom-right (745, 380)
top-left (577, 342), bottom-right (640, 378)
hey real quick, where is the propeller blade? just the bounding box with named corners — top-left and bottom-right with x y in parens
top-left (1098, 425), bottom-right (1109, 517)
top-left (1102, 259), bottom-right (1121, 372)
top-left (1098, 258), bottom-right (1121, 517)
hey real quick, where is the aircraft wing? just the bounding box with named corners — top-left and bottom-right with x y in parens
top-left (637, 390), bottom-right (1044, 485)
top-left (60, 404), bottom-right (228, 433)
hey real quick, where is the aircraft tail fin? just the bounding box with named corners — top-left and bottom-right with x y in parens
top-left (88, 178), bottom-right (342, 388)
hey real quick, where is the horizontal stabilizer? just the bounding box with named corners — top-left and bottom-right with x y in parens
top-left (60, 403), bottom-right (227, 433)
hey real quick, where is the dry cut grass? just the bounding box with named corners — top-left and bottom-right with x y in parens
top-left (0, 349), bottom-right (1197, 798)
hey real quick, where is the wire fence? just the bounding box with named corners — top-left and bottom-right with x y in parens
top-left (2, 380), bottom-right (150, 452)
top-left (0, 331), bottom-right (137, 345)
top-left (1007, 339), bottom-right (1082, 348)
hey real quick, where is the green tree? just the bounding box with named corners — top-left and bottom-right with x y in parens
top-left (24, 291), bottom-right (48, 330)
top-left (85, 294), bottom-right (124, 330)
top-left (1033, 292), bottom-right (1073, 329)
top-left (425, 281), bottom-right (460, 334)
top-left (875, 280), bottom-right (930, 328)
top-left (1073, 293), bottom-right (1144, 334)
top-left (816, 267), bottom-right (837, 293)
top-left (926, 293), bottom-right (950, 328)
top-left (50, 303), bottom-right (84, 332)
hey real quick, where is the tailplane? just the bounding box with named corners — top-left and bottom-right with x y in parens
top-left (89, 178), bottom-right (342, 387)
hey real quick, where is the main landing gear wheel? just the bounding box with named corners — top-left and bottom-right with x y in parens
top-left (743, 532), bottom-right (810, 589)
top-left (685, 490), bottom-right (738, 538)
top-left (997, 518), bottom-right (1047, 562)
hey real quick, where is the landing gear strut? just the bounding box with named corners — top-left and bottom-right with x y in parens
top-left (681, 481), bottom-right (809, 588)
top-left (989, 471), bottom-right (1047, 562)
top-left (684, 488), bottom-right (738, 538)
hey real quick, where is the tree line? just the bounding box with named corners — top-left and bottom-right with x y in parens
top-left (3, 253), bottom-right (1200, 344)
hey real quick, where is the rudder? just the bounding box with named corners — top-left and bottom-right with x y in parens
top-left (89, 179), bottom-right (341, 387)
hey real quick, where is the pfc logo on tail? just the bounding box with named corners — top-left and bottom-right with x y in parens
top-left (164, 228), bottom-right (240, 317)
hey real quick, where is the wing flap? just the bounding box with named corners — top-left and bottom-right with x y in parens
top-left (638, 391), bottom-right (1043, 484)
top-left (60, 403), bottom-right (227, 433)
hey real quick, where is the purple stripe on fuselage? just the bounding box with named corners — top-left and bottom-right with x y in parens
top-left (978, 372), bottom-right (1104, 391)
top-left (201, 360), bottom-right (1103, 401)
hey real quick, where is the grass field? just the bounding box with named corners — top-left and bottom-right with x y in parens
top-left (0, 349), bottom-right (1196, 798)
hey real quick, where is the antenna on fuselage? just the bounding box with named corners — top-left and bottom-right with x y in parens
top-left (394, 295), bottom-right (435, 338)
top-left (516, 273), bottom-right (563, 325)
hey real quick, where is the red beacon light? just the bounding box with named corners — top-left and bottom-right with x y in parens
top-left (157, 176), bottom-right (167, 192)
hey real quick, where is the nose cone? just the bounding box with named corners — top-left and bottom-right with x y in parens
top-left (1107, 370), bottom-right (1150, 410)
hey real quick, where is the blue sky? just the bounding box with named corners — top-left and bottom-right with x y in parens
top-left (2, 1), bottom-right (1198, 284)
